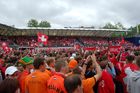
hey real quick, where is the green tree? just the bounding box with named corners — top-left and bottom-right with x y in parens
top-left (127, 24), bottom-right (140, 37)
top-left (102, 22), bottom-right (117, 29)
top-left (115, 22), bottom-right (125, 29)
top-left (27, 19), bottom-right (38, 27)
top-left (102, 22), bottom-right (125, 29)
top-left (39, 21), bottom-right (51, 28)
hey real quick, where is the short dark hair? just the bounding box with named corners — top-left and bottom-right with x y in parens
top-left (33, 57), bottom-right (45, 69)
top-left (100, 55), bottom-right (108, 61)
top-left (0, 78), bottom-right (19, 93)
top-left (73, 66), bottom-right (82, 74)
top-left (46, 58), bottom-right (55, 66)
top-left (55, 59), bottom-right (67, 72)
top-left (99, 61), bottom-right (108, 69)
top-left (64, 74), bottom-right (82, 93)
top-left (126, 55), bottom-right (135, 63)
top-left (86, 60), bottom-right (93, 70)
top-left (136, 56), bottom-right (140, 68)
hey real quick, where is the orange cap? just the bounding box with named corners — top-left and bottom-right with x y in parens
top-left (68, 59), bottom-right (78, 69)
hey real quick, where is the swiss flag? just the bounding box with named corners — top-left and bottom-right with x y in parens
top-left (74, 44), bottom-right (80, 49)
top-left (3, 46), bottom-right (11, 53)
top-left (37, 32), bottom-right (48, 45)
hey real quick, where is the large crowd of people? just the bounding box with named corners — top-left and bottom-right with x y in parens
top-left (0, 36), bottom-right (140, 93)
top-left (0, 36), bottom-right (134, 48)
top-left (0, 36), bottom-right (76, 47)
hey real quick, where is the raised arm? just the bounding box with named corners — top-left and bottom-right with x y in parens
top-left (91, 54), bottom-right (102, 81)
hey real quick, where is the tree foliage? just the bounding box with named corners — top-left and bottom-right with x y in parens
top-left (102, 22), bottom-right (125, 29)
top-left (28, 19), bottom-right (38, 27)
top-left (115, 22), bottom-right (125, 29)
top-left (127, 24), bottom-right (140, 37)
top-left (39, 21), bottom-right (51, 28)
top-left (103, 22), bottom-right (117, 29)
top-left (27, 19), bottom-right (51, 28)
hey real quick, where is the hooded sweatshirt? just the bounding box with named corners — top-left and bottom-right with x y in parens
top-left (127, 71), bottom-right (140, 93)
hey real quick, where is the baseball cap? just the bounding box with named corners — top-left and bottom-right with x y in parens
top-left (72, 53), bottom-right (76, 57)
top-left (69, 56), bottom-right (74, 60)
top-left (5, 66), bottom-right (18, 76)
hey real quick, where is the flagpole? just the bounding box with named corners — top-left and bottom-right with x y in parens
top-left (137, 24), bottom-right (139, 34)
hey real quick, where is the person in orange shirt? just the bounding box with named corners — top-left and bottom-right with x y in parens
top-left (47, 59), bottom-right (69, 93)
top-left (25, 57), bottom-right (50, 93)
top-left (45, 69), bottom-right (52, 76)
top-left (18, 56), bottom-right (34, 93)
top-left (73, 54), bottom-right (102, 93)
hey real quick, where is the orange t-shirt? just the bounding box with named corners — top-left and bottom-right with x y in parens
top-left (45, 69), bottom-right (52, 76)
top-left (19, 70), bottom-right (29, 93)
top-left (82, 77), bottom-right (96, 93)
top-left (47, 74), bottom-right (67, 93)
top-left (25, 70), bottom-right (50, 93)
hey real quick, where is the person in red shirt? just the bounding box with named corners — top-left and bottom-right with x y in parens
top-left (98, 56), bottom-right (115, 93)
top-left (0, 54), bottom-right (6, 80)
top-left (120, 49), bottom-right (129, 62)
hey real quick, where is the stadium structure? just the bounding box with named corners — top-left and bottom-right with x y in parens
top-left (0, 23), bottom-right (132, 51)
top-left (0, 23), bottom-right (128, 37)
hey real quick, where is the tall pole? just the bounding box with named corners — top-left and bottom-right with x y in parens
top-left (137, 24), bottom-right (139, 34)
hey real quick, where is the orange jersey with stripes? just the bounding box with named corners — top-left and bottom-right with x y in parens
top-left (47, 74), bottom-right (67, 93)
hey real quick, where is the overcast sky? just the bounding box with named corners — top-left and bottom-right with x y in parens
top-left (0, 0), bottom-right (140, 28)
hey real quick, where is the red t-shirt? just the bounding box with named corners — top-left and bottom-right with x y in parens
top-left (98, 70), bottom-right (115, 93)
top-left (120, 52), bottom-right (129, 61)
top-left (0, 59), bottom-right (4, 65)
top-left (116, 62), bottom-right (124, 72)
top-left (109, 56), bottom-right (118, 66)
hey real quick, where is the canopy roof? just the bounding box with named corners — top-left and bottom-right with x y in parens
top-left (0, 23), bottom-right (129, 37)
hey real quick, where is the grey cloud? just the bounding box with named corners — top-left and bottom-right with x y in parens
top-left (0, 0), bottom-right (140, 28)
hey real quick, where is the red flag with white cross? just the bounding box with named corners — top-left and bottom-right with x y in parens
top-left (37, 32), bottom-right (48, 45)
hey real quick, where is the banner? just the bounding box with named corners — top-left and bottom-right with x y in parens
top-left (74, 44), bottom-right (80, 49)
top-left (83, 47), bottom-right (96, 51)
top-left (109, 46), bottom-right (121, 54)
